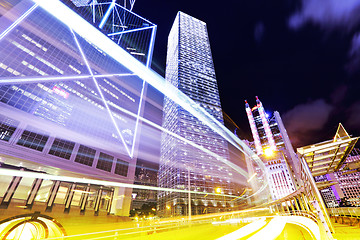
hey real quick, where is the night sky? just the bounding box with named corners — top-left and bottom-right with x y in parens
top-left (134, 0), bottom-right (360, 148)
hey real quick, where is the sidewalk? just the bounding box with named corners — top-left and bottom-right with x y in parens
top-left (331, 222), bottom-right (360, 240)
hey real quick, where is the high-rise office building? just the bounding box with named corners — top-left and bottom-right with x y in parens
top-left (0, 0), bottom-right (156, 224)
top-left (159, 12), bottom-right (239, 216)
top-left (245, 97), bottom-right (296, 200)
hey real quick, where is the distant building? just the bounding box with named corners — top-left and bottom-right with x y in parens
top-left (159, 12), bottom-right (242, 217)
top-left (131, 160), bottom-right (158, 212)
top-left (334, 149), bottom-right (360, 206)
top-left (245, 97), bottom-right (296, 200)
top-left (314, 175), bottom-right (340, 208)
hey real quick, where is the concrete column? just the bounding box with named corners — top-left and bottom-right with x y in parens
top-left (26, 178), bottom-right (43, 209)
top-left (0, 175), bottom-right (23, 209)
top-left (94, 187), bottom-right (103, 216)
top-left (45, 180), bottom-right (61, 212)
top-left (64, 183), bottom-right (76, 214)
top-left (80, 185), bottom-right (91, 215)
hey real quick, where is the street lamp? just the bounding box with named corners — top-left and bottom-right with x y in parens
top-left (264, 147), bottom-right (274, 157)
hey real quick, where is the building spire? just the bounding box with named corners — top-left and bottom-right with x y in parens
top-left (255, 96), bottom-right (276, 150)
top-left (245, 99), bottom-right (263, 155)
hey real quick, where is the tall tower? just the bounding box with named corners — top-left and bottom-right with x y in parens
top-left (245, 97), bottom-right (296, 200)
top-left (159, 12), bottom-right (236, 216)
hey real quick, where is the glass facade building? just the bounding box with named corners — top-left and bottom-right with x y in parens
top-left (159, 12), bottom-right (244, 216)
top-left (0, 0), bottom-right (156, 219)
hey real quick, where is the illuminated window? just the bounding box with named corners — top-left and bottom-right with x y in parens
top-left (115, 159), bottom-right (129, 177)
top-left (17, 127), bottom-right (49, 151)
top-left (49, 138), bottom-right (75, 160)
top-left (0, 114), bottom-right (19, 142)
top-left (75, 145), bottom-right (96, 166)
top-left (96, 152), bottom-right (113, 172)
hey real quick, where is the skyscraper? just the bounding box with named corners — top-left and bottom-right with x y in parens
top-left (245, 97), bottom-right (296, 200)
top-left (0, 0), bottom-right (156, 221)
top-left (159, 12), bottom-right (239, 216)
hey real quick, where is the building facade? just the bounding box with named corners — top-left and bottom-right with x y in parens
top-left (334, 150), bottom-right (360, 206)
top-left (245, 97), bottom-right (296, 200)
top-left (0, 1), bottom-right (156, 235)
top-left (159, 12), bottom-right (240, 217)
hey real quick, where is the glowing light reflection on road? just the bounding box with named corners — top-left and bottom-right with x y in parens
top-left (216, 216), bottom-right (321, 240)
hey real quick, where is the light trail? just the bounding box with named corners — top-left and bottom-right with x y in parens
top-left (0, 73), bottom-right (135, 85)
top-left (0, 3), bottom-right (38, 41)
top-left (216, 218), bottom-right (267, 240)
top-left (247, 217), bottom-right (286, 240)
top-left (0, 169), bottom-right (242, 198)
top-left (216, 216), bottom-right (321, 240)
top-left (70, 27), bottom-right (132, 158)
top-left (31, 0), bottom-right (267, 176)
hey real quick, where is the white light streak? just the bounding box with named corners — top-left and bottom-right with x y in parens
top-left (216, 218), bottom-right (267, 240)
top-left (31, 0), bottom-right (266, 176)
top-left (0, 3), bottom-right (38, 41)
top-left (0, 168), bottom-right (239, 198)
top-left (70, 28), bottom-right (132, 158)
top-left (0, 73), bottom-right (135, 85)
top-left (107, 25), bottom-right (154, 36)
top-left (247, 172), bottom-right (257, 182)
top-left (98, 0), bottom-right (116, 29)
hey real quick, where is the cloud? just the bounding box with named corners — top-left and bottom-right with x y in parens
top-left (288, 0), bottom-right (360, 73)
top-left (288, 0), bottom-right (360, 30)
top-left (346, 32), bottom-right (360, 73)
top-left (254, 22), bottom-right (265, 43)
top-left (345, 100), bottom-right (360, 132)
top-left (282, 99), bottom-right (333, 146)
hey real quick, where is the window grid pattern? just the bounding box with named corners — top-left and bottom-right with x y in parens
top-left (49, 138), bottom-right (75, 160)
top-left (74, 145), bottom-right (96, 166)
top-left (17, 126), bottom-right (49, 151)
top-left (96, 152), bottom-right (113, 172)
top-left (0, 114), bottom-right (19, 142)
top-left (115, 159), bottom-right (129, 176)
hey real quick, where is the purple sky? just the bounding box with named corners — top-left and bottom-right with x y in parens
top-left (135, 0), bottom-right (360, 148)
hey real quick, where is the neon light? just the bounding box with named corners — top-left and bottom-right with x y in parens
top-left (0, 4), bottom-right (38, 41)
top-left (98, 0), bottom-right (116, 29)
top-left (70, 28), bottom-right (131, 157)
top-left (146, 26), bottom-right (157, 68)
top-left (107, 25), bottom-right (154, 36)
top-left (52, 85), bottom-right (69, 99)
top-left (130, 78), bottom-right (146, 158)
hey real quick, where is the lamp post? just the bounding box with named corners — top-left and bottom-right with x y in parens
top-left (188, 167), bottom-right (191, 222)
